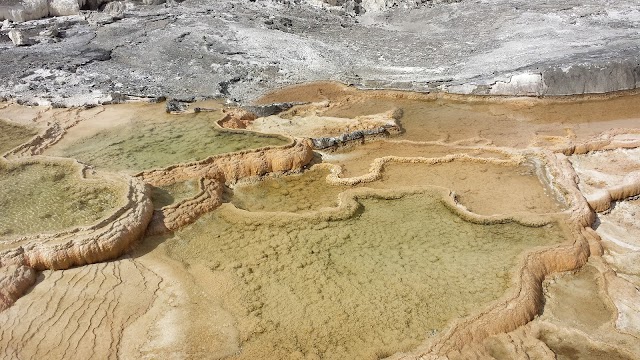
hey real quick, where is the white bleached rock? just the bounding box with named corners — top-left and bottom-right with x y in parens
top-left (8, 28), bottom-right (30, 46)
top-left (48, 0), bottom-right (82, 16)
top-left (320, 0), bottom-right (431, 13)
top-left (0, 0), bottom-right (49, 22)
top-left (0, 0), bottom-right (119, 21)
top-left (104, 1), bottom-right (125, 18)
top-left (489, 73), bottom-right (546, 96)
top-left (39, 24), bottom-right (59, 37)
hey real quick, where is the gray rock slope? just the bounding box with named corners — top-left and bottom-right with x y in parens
top-left (0, 0), bottom-right (639, 106)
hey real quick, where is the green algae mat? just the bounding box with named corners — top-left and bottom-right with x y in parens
top-left (163, 191), bottom-right (567, 359)
top-left (0, 119), bottom-right (37, 155)
top-left (0, 160), bottom-right (126, 237)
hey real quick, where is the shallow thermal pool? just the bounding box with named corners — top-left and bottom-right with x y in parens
top-left (257, 82), bottom-right (640, 148)
top-left (3, 84), bottom-right (636, 360)
top-left (164, 191), bottom-right (568, 359)
top-left (0, 119), bottom-right (38, 155)
top-left (372, 161), bottom-right (562, 215)
top-left (44, 102), bottom-right (289, 173)
top-left (150, 179), bottom-right (202, 209)
top-left (231, 167), bottom-right (350, 213)
top-left (0, 160), bottom-right (125, 237)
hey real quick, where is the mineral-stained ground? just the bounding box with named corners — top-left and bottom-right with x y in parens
top-left (1, 1), bottom-right (640, 359)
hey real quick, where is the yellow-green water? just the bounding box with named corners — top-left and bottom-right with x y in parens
top-left (150, 179), bottom-right (201, 209)
top-left (0, 161), bottom-right (125, 237)
top-left (231, 168), bottom-right (349, 213)
top-left (261, 83), bottom-right (640, 148)
top-left (164, 191), bottom-right (567, 359)
top-left (0, 119), bottom-right (37, 155)
top-left (46, 113), bottom-right (288, 173)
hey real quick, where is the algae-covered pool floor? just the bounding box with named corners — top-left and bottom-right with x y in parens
top-left (43, 101), bottom-right (289, 173)
top-left (0, 159), bottom-right (126, 240)
top-left (165, 192), bottom-right (567, 359)
top-left (150, 179), bottom-right (202, 209)
top-left (0, 119), bottom-right (38, 155)
top-left (231, 167), bottom-right (351, 213)
top-left (0, 84), bottom-right (638, 360)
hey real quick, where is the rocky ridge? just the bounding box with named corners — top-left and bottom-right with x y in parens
top-left (138, 139), bottom-right (315, 235)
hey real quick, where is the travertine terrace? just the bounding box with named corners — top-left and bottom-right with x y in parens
top-left (1, 0), bottom-right (640, 357)
top-left (0, 81), bottom-right (639, 359)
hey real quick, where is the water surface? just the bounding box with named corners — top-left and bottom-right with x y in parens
top-left (0, 161), bottom-right (125, 237)
top-left (231, 168), bottom-right (349, 213)
top-left (165, 192), bottom-right (567, 359)
top-left (0, 119), bottom-right (37, 154)
top-left (45, 102), bottom-right (289, 173)
top-left (150, 179), bottom-right (201, 209)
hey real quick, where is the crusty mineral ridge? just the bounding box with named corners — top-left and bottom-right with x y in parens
top-left (567, 140), bottom-right (640, 212)
top-left (139, 139), bottom-right (315, 235)
top-left (584, 171), bottom-right (640, 213)
top-left (236, 102), bottom-right (404, 149)
top-left (0, 265), bottom-right (36, 312)
top-left (0, 157), bottom-right (153, 310)
top-left (217, 108), bottom-right (258, 130)
top-left (553, 129), bottom-right (640, 156)
top-left (5, 122), bottom-right (66, 157)
top-left (325, 153), bottom-right (522, 187)
top-left (144, 177), bottom-right (225, 236)
top-left (3, 106), bottom-right (85, 159)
